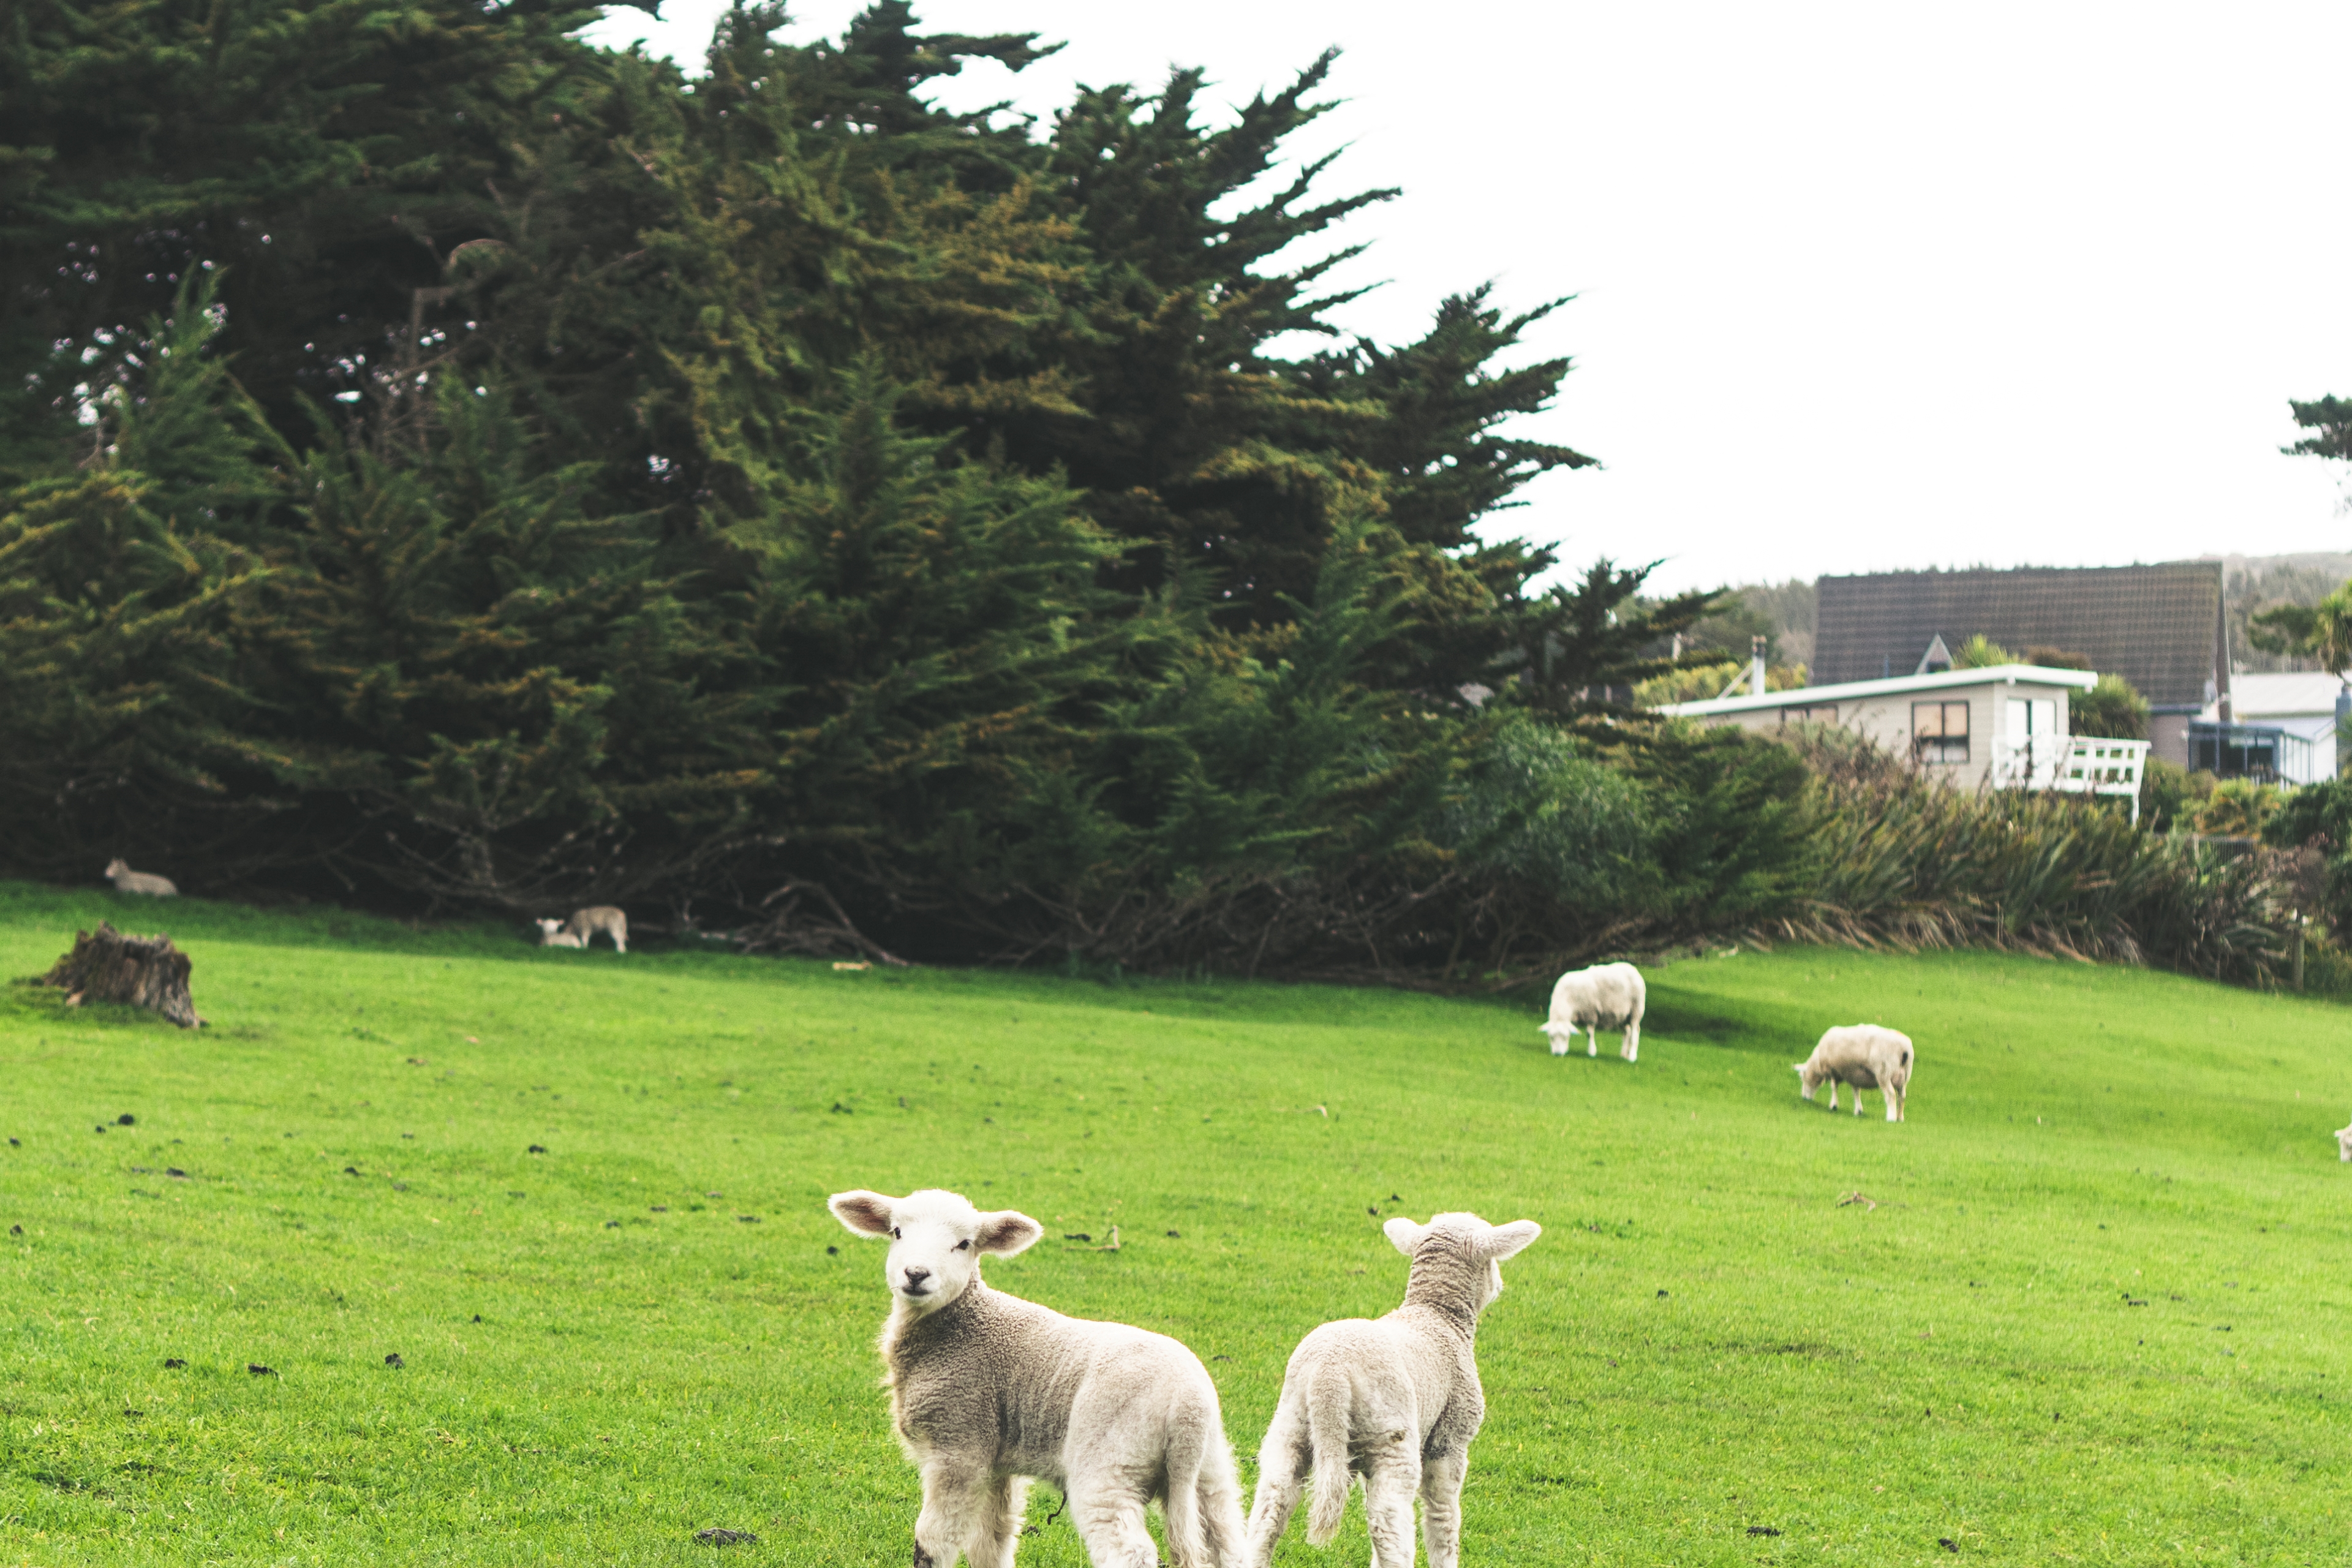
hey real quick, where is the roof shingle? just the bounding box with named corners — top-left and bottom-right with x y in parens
top-left (1812, 563), bottom-right (2224, 707)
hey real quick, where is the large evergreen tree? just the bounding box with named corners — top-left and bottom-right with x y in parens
top-left (0, 1), bottom-right (1758, 968)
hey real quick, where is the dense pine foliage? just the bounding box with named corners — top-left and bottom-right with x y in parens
top-left (5, 0), bottom-right (1762, 971)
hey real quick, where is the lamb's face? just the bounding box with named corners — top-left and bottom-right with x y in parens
top-left (104, 858), bottom-right (127, 878)
top-left (828, 1187), bottom-right (1043, 1315)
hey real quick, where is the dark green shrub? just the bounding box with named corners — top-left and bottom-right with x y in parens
top-left (1442, 717), bottom-right (1662, 912)
top-left (2071, 673), bottom-right (2150, 741)
top-left (1621, 722), bottom-right (1818, 930)
top-left (2192, 780), bottom-right (2284, 837)
top-left (2141, 758), bottom-right (2215, 834)
top-left (1771, 737), bottom-right (2291, 987)
top-left (2262, 777), bottom-right (2352, 940)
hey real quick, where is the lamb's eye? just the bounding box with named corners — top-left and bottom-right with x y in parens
top-left (891, 1227), bottom-right (900, 1240)
top-left (954, 1240), bottom-right (970, 1251)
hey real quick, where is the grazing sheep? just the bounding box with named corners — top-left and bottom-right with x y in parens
top-left (533, 919), bottom-right (586, 949)
top-left (1794, 1024), bottom-right (1914, 1121)
top-left (103, 859), bottom-right (177, 897)
top-left (2335, 1121), bottom-right (2351, 1163)
top-left (1244, 1212), bottom-right (1542, 1568)
top-left (533, 908), bottom-right (625, 951)
top-left (1538, 961), bottom-right (1645, 1061)
top-left (829, 1186), bottom-right (1246, 1568)
top-left (564, 905), bottom-right (627, 952)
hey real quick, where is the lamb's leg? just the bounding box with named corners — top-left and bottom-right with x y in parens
top-left (913, 1464), bottom-right (989, 1568)
top-left (964, 1474), bottom-right (1027, 1568)
top-left (1362, 1455), bottom-right (1421, 1568)
top-left (1068, 1479), bottom-right (1160, 1568)
top-left (1853, 1083), bottom-right (1867, 1117)
top-left (1417, 1452), bottom-right (1468, 1568)
top-left (1586, 1021), bottom-right (1597, 1058)
top-left (1622, 1017), bottom-right (1640, 1062)
top-left (1825, 1080), bottom-right (1838, 1112)
top-left (1244, 1403), bottom-right (1311, 1568)
top-left (1886, 1079), bottom-right (1903, 1122)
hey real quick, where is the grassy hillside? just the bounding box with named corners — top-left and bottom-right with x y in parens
top-left (0, 881), bottom-right (2346, 1566)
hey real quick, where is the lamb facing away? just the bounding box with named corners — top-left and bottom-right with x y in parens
top-left (568, 905), bottom-right (627, 951)
top-left (103, 859), bottom-right (177, 897)
top-left (1795, 1024), bottom-right (1914, 1121)
top-left (829, 1187), bottom-right (1246, 1568)
top-left (535, 906), bottom-right (627, 952)
top-left (1539, 961), bottom-right (1644, 1061)
top-left (1244, 1212), bottom-right (1542, 1568)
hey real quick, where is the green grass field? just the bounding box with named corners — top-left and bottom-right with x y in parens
top-left (1, 879), bottom-right (2347, 1567)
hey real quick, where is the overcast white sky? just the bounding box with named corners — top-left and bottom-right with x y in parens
top-left (584, 1), bottom-right (2352, 596)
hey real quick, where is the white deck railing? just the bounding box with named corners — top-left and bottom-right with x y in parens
top-left (1992, 735), bottom-right (2152, 824)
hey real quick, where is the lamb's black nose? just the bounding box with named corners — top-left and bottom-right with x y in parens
top-left (902, 1267), bottom-right (932, 1290)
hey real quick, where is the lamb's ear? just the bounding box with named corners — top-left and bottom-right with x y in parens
top-left (828, 1190), bottom-right (899, 1237)
top-left (975, 1210), bottom-right (1043, 1257)
top-left (1382, 1216), bottom-right (1428, 1256)
top-left (1480, 1219), bottom-right (1542, 1262)
top-left (1791, 1063), bottom-right (1806, 1072)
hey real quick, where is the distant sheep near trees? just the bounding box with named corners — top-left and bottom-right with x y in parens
top-left (103, 859), bottom-right (178, 897)
top-left (829, 1186), bottom-right (1246, 1568)
top-left (1539, 961), bottom-right (1645, 1061)
top-left (533, 920), bottom-right (584, 949)
top-left (1245, 1212), bottom-right (1541, 1568)
top-left (1795, 1024), bottom-right (1914, 1121)
top-left (535, 907), bottom-right (627, 951)
top-left (566, 905), bottom-right (627, 951)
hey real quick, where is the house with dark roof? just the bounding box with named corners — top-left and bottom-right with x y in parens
top-left (1660, 663), bottom-right (2150, 815)
top-left (1811, 562), bottom-right (2232, 771)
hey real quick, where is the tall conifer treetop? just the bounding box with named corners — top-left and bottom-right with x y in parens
top-left (0, 2), bottom-right (1730, 970)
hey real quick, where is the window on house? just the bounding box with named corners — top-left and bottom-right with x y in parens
top-left (1780, 703), bottom-right (1840, 727)
top-left (1913, 701), bottom-right (1970, 763)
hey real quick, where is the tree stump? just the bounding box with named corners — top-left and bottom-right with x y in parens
top-left (36, 922), bottom-right (202, 1028)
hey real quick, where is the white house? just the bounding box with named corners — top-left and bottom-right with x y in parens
top-left (1811, 562), bottom-right (2226, 772)
top-left (1660, 663), bottom-right (2151, 816)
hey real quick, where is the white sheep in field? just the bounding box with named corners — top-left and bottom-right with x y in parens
top-left (565, 905), bottom-right (627, 951)
top-left (1539, 961), bottom-right (1645, 1061)
top-left (2335, 1121), bottom-right (2351, 1163)
top-left (1244, 1212), bottom-right (1542, 1568)
top-left (829, 1187), bottom-right (1246, 1568)
top-left (535, 906), bottom-right (627, 951)
top-left (1794, 1023), bottom-right (1914, 1121)
top-left (103, 858), bottom-right (177, 897)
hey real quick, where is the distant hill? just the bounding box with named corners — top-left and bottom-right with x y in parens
top-left (1676, 578), bottom-right (1817, 669)
top-left (2220, 552), bottom-right (2352, 673)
